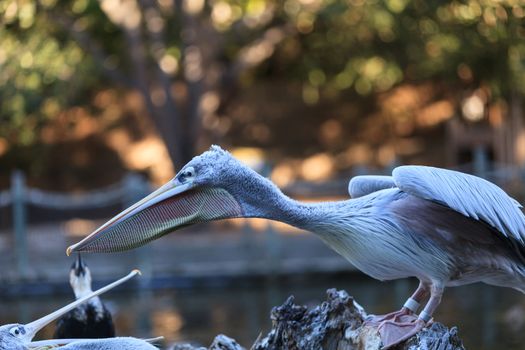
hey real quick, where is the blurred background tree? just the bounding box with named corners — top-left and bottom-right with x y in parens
top-left (1, 0), bottom-right (524, 189)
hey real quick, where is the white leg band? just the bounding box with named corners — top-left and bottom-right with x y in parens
top-left (403, 298), bottom-right (420, 313)
top-left (418, 311), bottom-right (432, 323)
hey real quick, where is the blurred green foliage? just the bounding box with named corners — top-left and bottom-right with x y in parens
top-left (274, 0), bottom-right (525, 103)
top-left (1, 0), bottom-right (97, 146)
top-left (1, 0), bottom-right (524, 147)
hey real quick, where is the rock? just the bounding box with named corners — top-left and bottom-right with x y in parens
top-left (170, 335), bottom-right (244, 350)
top-left (170, 343), bottom-right (207, 350)
top-left (400, 323), bottom-right (465, 350)
top-left (172, 289), bottom-right (465, 350)
top-left (210, 335), bottom-right (245, 350)
top-left (252, 289), bottom-right (365, 350)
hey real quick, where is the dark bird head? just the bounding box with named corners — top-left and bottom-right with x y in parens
top-left (69, 254), bottom-right (93, 299)
top-left (67, 146), bottom-right (282, 254)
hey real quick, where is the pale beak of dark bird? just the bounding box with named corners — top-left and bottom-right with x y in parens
top-left (72, 253), bottom-right (86, 277)
top-left (67, 180), bottom-right (241, 255)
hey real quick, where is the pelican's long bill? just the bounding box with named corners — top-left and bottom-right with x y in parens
top-left (22, 269), bottom-right (140, 343)
top-left (67, 181), bottom-right (242, 254)
top-left (27, 336), bottom-right (165, 348)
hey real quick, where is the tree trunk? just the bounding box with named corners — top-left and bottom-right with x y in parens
top-left (170, 289), bottom-right (465, 350)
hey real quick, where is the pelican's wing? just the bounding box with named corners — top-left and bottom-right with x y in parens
top-left (393, 165), bottom-right (525, 243)
top-left (348, 175), bottom-right (397, 198)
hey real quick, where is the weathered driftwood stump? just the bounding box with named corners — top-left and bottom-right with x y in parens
top-left (171, 289), bottom-right (465, 350)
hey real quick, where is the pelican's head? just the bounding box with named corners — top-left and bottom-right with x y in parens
top-left (0, 270), bottom-right (139, 350)
top-left (0, 324), bottom-right (32, 350)
top-left (67, 146), bottom-right (272, 254)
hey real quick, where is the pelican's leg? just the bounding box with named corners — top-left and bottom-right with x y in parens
top-left (378, 283), bottom-right (443, 349)
top-left (404, 281), bottom-right (431, 313)
top-left (417, 283), bottom-right (443, 323)
top-left (365, 281), bottom-right (430, 324)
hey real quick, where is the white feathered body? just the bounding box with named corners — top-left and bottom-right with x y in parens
top-left (311, 189), bottom-right (453, 283)
top-left (59, 337), bottom-right (158, 350)
top-left (295, 166), bottom-right (525, 293)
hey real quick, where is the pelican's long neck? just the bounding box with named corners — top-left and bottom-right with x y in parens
top-left (231, 170), bottom-right (350, 231)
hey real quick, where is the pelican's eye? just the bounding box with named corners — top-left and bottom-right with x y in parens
top-left (177, 167), bottom-right (196, 184)
top-left (9, 326), bottom-right (25, 337)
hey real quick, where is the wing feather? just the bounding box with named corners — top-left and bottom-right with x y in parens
top-left (348, 175), bottom-right (397, 198)
top-left (392, 165), bottom-right (525, 244)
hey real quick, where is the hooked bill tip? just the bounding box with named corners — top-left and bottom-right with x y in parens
top-left (132, 269), bottom-right (142, 276)
top-left (66, 246), bottom-right (73, 256)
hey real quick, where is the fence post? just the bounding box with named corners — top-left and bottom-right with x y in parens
top-left (260, 163), bottom-right (281, 278)
top-left (123, 173), bottom-right (152, 288)
top-left (473, 145), bottom-right (488, 179)
top-left (11, 170), bottom-right (28, 279)
top-left (264, 223), bottom-right (281, 278)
